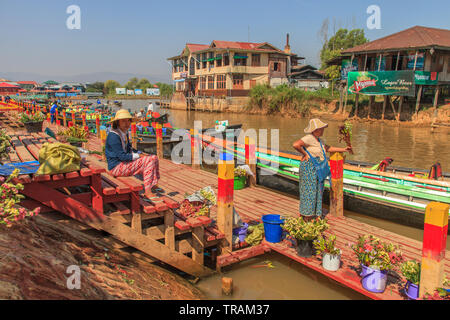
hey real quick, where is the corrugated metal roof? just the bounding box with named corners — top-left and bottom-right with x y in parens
top-left (343, 26), bottom-right (450, 53)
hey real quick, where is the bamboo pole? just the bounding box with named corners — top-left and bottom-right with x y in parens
top-left (415, 85), bottom-right (423, 119)
top-left (381, 95), bottom-right (387, 120)
top-left (432, 85), bottom-right (440, 122)
top-left (396, 96), bottom-right (404, 122)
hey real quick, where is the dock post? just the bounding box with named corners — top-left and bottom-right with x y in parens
top-left (190, 128), bottom-right (200, 169)
top-left (217, 152), bottom-right (234, 253)
top-left (330, 152), bottom-right (344, 217)
top-left (96, 115), bottom-right (100, 138)
top-left (131, 123), bottom-right (137, 150)
top-left (63, 110), bottom-right (67, 127)
top-left (82, 112), bottom-right (87, 131)
top-left (55, 109), bottom-right (60, 126)
top-left (46, 113), bottom-right (50, 123)
top-left (245, 136), bottom-right (257, 186)
top-left (156, 123), bottom-right (163, 159)
top-left (72, 110), bottom-right (76, 126)
top-left (419, 202), bottom-right (449, 297)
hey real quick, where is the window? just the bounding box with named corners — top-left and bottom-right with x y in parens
top-left (216, 75), bottom-right (226, 89)
top-left (234, 54), bottom-right (247, 66)
top-left (209, 52), bottom-right (214, 69)
top-left (196, 54), bottom-right (200, 69)
top-left (200, 77), bottom-right (206, 90)
top-left (273, 62), bottom-right (280, 72)
top-left (208, 76), bottom-right (214, 89)
top-left (251, 54), bottom-right (261, 67)
top-left (202, 53), bottom-right (207, 69)
top-left (232, 74), bottom-right (243, 89)
top-left (224, 53), bottom-right (230, 66)
top-left (216, 54), bottom-right (222, 67)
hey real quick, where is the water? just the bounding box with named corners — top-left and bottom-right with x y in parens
top-left (96, 99), bottom-right (448, 299)
top-left (101, 98), bottom-right (450, 170)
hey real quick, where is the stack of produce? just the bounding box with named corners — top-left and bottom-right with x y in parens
top-left (179, 186), bottom-right (216, 218)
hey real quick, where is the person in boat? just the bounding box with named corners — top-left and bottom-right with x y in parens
top-left (50, 101), bottom-right (58, 124)
top-left (147, 101), bottom-right (154, 117)
top-left (293, 119), bottom-right (352, 219)
top-left (105, 109), bottom-right (160, 197)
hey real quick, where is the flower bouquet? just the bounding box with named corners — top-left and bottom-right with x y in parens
top-left (400, 260), bottom-right (421, 299)
top-left (314, 234), bottom-right (341, 271)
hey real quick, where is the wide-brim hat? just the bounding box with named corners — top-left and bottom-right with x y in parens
top-left (109, 109), bottom-right (135, 123)
top-left (304, 118), bottom-right (328, 133)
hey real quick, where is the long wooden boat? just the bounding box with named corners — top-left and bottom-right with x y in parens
top-left (200, 136), bottom-right (450, 229)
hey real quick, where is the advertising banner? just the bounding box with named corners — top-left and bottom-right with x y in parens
top-left (127, 90), bottom-right (134, 95)
top-left (407, 53), bottom-right (424, 70)
top-left (414, 71), bottom-right (438, 85)
top-left (146, 88), bottom-right (160, 96)
top-left (134, 89), bottom-right (143, 95)
top-left (341, 59), bottom-right (358, 80)
top-left (115, 88), bottom-right (126, 95)
top-left (347, 71), bottom-right (415, 96)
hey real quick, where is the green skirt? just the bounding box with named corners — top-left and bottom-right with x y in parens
top-left (299, 158), bottom-right (324, 217)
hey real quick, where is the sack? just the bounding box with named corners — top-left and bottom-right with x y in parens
top-left (36, 142), bottom-right (81, 175)
top-left (303, 139), bottom-right (331, 183)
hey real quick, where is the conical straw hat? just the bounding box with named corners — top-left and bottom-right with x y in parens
top-left (304, 118), bottom-right (328, 133)
top-left (109, 109), bottom-right (134, 123)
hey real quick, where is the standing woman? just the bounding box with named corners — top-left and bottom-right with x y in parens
top-left (293, 119), bottom-right (352, 219)
top-left (105, 109), bottom-right (160, 197)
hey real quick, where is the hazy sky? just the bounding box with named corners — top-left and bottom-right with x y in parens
top-left (0, 0), bottom-right (449, 82)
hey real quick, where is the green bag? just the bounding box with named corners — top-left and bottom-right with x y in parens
top-left (36, 142), bottom-right (81, 175)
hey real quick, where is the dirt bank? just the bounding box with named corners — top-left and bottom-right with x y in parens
top-left (0, 215), bottom-right (205, 300)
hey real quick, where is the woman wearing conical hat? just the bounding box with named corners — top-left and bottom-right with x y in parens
top-left (293, 118), bottom-right (352, 219)
top-left (105, 109), bottom-right (160, 197)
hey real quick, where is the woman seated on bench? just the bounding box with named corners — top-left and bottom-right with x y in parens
top-left (105, 109), bottom-right (160, 197)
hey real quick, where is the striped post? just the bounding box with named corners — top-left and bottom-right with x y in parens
top-left (330, 152), bottom-right (344, 217)
top-left (131, 123), bottom-right (137, 150)
top-left (82, 112), bottom-right (86, 129)
top-left (190, 128), bottom-right (200, 169)
top-left (55, 109), bottom-right (60, 126)
top-left (419, 202), bottom-right (449, 297)
top-left (63, 110), bottom-right (67, 127)
top-left (96, 114), bottom-right (100, 138)
top-left (245, 136), bottom-right (257, 186)
top-left (46, 113), bottom-right (50, 123)
top-left (217, 152), bottom-right (234, 252)
top-left (156, 123), bottom-right (163, 159)
top-left (71, 110), bottom-right (76, 126)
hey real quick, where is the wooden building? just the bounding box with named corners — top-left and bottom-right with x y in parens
top-left (0, 82), bottom-right (21, 95)
top-left (331, 26), bottom-right (450, 120)
top-left (168, 35), bottom-right (303, 98)
top-left (289, 65), bottom-right (329, 91)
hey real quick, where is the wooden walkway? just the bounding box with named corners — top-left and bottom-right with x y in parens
top-left (154, 158), bottom-right (450, 300)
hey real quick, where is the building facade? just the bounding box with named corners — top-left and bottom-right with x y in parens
top-left (168, 37), bottom-right (302, 97)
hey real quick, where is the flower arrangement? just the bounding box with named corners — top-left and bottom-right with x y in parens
top-left (234, 167), bottom-right (247, 178)
top-left (282, 216), bottom-right (329, 241)
top-left (400, 260), bottom-right (421, 285)
top-left (313, 234), bottom-right (341, 256)
top-left (0, 169), bottom-right (40, 227)
top-left (351, 235), bottom-right (403, 271)
top-left (0, 130), bottom-right (11, 164)
top-left (18, 112), bottom-right (45, 123)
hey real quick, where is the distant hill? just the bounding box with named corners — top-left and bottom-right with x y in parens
top-left (0, 72), bottom-right (170, 85)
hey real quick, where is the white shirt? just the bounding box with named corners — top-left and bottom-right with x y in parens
top-left (147, 103), bottom-right (154, 112)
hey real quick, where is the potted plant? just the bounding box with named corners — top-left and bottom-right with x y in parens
top-left (351, 235), bottom-right (403, 293)
top-left (234, 167), bottom-right (247, 190)
top-left (18, 112), bottom-right (45, 133)
top-left (282, 216), bottom-right (328, 258)
top-left (313, 234), bottom-right (341, 271)
top-left (400, 260), bottom-right (420, 300)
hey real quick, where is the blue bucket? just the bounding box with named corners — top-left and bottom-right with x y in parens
top-left (262, 214), bottom-right (284, 243)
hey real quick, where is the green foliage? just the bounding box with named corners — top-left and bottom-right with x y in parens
top-left (319, 28), bottom-right (368, 81)
top-left (0, 130), bottom-right (11, 163)
top-left (400, 260), bottom-right (421, 285)
top-left (18, 112), bottom-right (45, 123)
top-left (104, 80), bottom-right (121, 94)
top-left (125, 77), bottom-right (139, 90)
top-left (313, 234), bottom-right (341, 255)
top-left (155, 82), bottom-right (174, 98)
top-left (137, 78), bottom-right (151, 90)
top-left (86, 81), bottom-right (105, 93)
top-left (282, 216), bottom-right (329, 241)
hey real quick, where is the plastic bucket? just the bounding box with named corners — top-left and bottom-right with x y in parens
top-left (234, 176), bottom-right (246, 190)
top-left (296, 239), bottom-right (314, 257)
top-left (262, 214), bottom-right (284, 243)
top-left (360, 265), bottom-right (388, 293)
top-left (405, 281), bottom-right (419, 300)
top-left (322, 253), bottom-right (341, 271)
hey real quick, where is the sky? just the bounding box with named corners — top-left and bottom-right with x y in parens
top-left (0, 0), bottom-right (449, 83)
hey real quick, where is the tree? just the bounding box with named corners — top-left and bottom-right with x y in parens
top-left (137, 78), bottom-right (151, 90)
top-left (85, 81), bottom-right (105, 93)
top-left (155, 82), bottom-right (174, 98)
top-left (125, 77), bottom-right (139, 90)
top-left (319, 28), bottom-right (368, 95)
top-left (104, 80), bottom-right (121, 95)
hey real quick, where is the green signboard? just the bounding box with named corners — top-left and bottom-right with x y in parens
top-left (341, 59), bottom-right (358, 80)
top-left (347, 71), bottom-right (415, 96)
top-left (414, 71), bottom-right (438, 85)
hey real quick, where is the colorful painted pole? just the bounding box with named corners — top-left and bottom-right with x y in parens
top-left (329, 152), bottom-right (344, 217)
top-left (72, 110), bottom-right (76, 126)
top-left (131, 123), bottom-right (137, 150)
top-left (190, 128), bottom-right (200, 169)
top-left (82, 112), bottom-right (86, 129)
top-left (245, 136), bottom-right (256, 186)
top-left (96, 114), bottom-right (100, 138)
top-left (55, 109), bottom-right (60, 126)
top-left (217, 152), bottom-right (234, 252)
top-left (46, 113), bottom-right (50, 123)
top-left (63, 110), bottom-right (67, 127)
top-left (419, 202), bottom-right (449, 297)
top-left (155, 123), bottom-right (163, 159)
